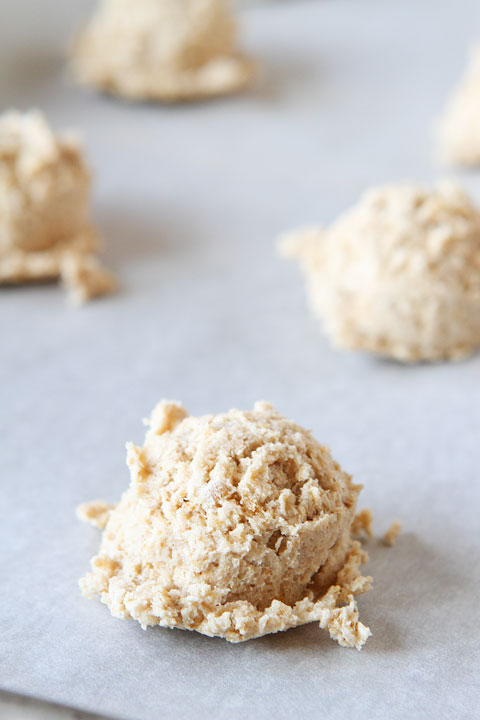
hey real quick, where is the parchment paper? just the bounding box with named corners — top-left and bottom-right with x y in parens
top-left (1, 1), bottom-right (479, 718)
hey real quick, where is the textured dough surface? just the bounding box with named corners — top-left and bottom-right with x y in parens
top-left (437, 46), bottom-right (480, 166)
top-left (0, 110), bottom-right (116, 303)
top-left (79, 401), bottom-right (372, 648)
top-left (281, 181), bottom-right (480, 362)
top-left (72, 0), bottom-right (255, 102)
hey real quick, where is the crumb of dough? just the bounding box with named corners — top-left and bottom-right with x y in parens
top-left (77, 500), bottom-right (114, 530)
top-left (79, 400), bottom-right (373, 648)
top-left (0, 110), bottom-right (116, 304)
top-left (280, 181), bottom-right (480, 363)
top-left (60, 253), bottom-right (117, 305)
top-left (383, 521), bottom-right (402, 547)
top-left (352, 508), bottom-right (373, 539)
top-left (437, 46), bottom-right (480, 166)
top-left (71, 0), bottom-right (255, 102)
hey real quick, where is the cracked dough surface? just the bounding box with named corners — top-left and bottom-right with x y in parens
top-left (0, 110), bottom-right (116, 304)
top-left (281, 181), bottom-right (480, 362)
top-left (78, 401), bottom-right (372, 648)
top-left (437, 45), bottom-right (480, 166)
top-left (72, 0), bottom-right (255, 102)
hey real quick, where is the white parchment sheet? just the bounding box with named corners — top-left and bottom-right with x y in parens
top-left (1, 1), bottom-right (479, 718)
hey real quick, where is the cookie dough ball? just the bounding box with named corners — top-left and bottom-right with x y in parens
top-left (437, 46), bottom-right (480, 166)
top-left (78, 401), bottom-right (372, 648)
top-left (72, 0), bottom-right (255, 102)
top-left (281, 182), bottom-right (480, 362)
top-left (0, 110), bottom-right (116, 304)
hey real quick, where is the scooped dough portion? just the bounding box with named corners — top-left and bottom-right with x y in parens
top-left (0, 110), bottom-right (116, 304)
top-left (437, 46), bottom-right (480, 166)
top-left (72, 0), bottom-right (255, 102)
top-left (79, 401), bottom-right (372, 648)
top-left (281, 182), bottom-right (480, 362)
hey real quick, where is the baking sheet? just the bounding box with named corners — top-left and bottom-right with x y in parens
top-left (1, 1), bottom-right (480, 718)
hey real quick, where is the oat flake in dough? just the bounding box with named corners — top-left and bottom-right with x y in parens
top-left (280, 181), bottom-right (480, 362)
top-left (78, 401), bottom-right (372, 648)
top-left (0, 110), bottom-right (115, 304)
top-left (72, 0), bottom-right (255, 102)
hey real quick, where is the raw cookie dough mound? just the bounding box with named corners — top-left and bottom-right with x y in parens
top-left (72, 0), bottom-right (255, 102)
top-left (437, 46), bottom-right (480, 166)
top-left (281, 182), bottom-right (480, 362)
top-left (0, 110), bottom-right (116, 304)
top-left (79, 401), bottom-right (372, 648)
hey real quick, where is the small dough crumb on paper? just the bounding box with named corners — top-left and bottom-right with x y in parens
top-left (79, 401), bottom-right (373, 648)
top-left (71, 0), bottom-right (255, 102)
top-left (352, 508), bottom-right (373, 539)
top-left (0, 110), bottom-right (116, 304)
top-left (280, 181), bottom-right (480, 362)
top-left (383, 521), bottom-right (402, 547)
top-left (437, 45), bottom-right (480, 166)
top-left (77, 500), bottom-right (114, 530)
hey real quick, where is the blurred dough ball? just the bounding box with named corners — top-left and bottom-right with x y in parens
top-left (72, 0), bottom-right (255, 101)
top-left (79, 400), bottom-right (372, 647)
top-left (0, 109), bottom-right (115, 304)
top-left (281, 182), bottom-right (480, 362)
top-left (437, 45), bottom-right (480, 166)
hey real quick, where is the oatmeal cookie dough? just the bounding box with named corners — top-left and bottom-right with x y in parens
top-left (72, 0), bottom-right (255, 102)
top-left (352, 508), bottom-right (373, 539)
top-left (0, 110), bottom-right (116, 304)
top-left (79, 401), bottom-right (372, 648)
top-left (383, 521), bottom-right (402, 547)
top-left (280, 182), bottom-right (480, 362)
top-left (437, 46), bottom-right (480, 166)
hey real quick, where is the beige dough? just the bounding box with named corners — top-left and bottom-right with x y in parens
top-left (280, 181), bottom-right (480, 363)
top-left (72, 0), bottom-right (255, 102)
top-left (0, 110), bottom-right (116, 304)
top-left (383, 521), bottom-right (402, 547)
top-left (437, 46), bottom-right (480, 166)
top-left (78, 401), bottom-right (372, 648)
top-left (351, 508), bottom-right (373, 539)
